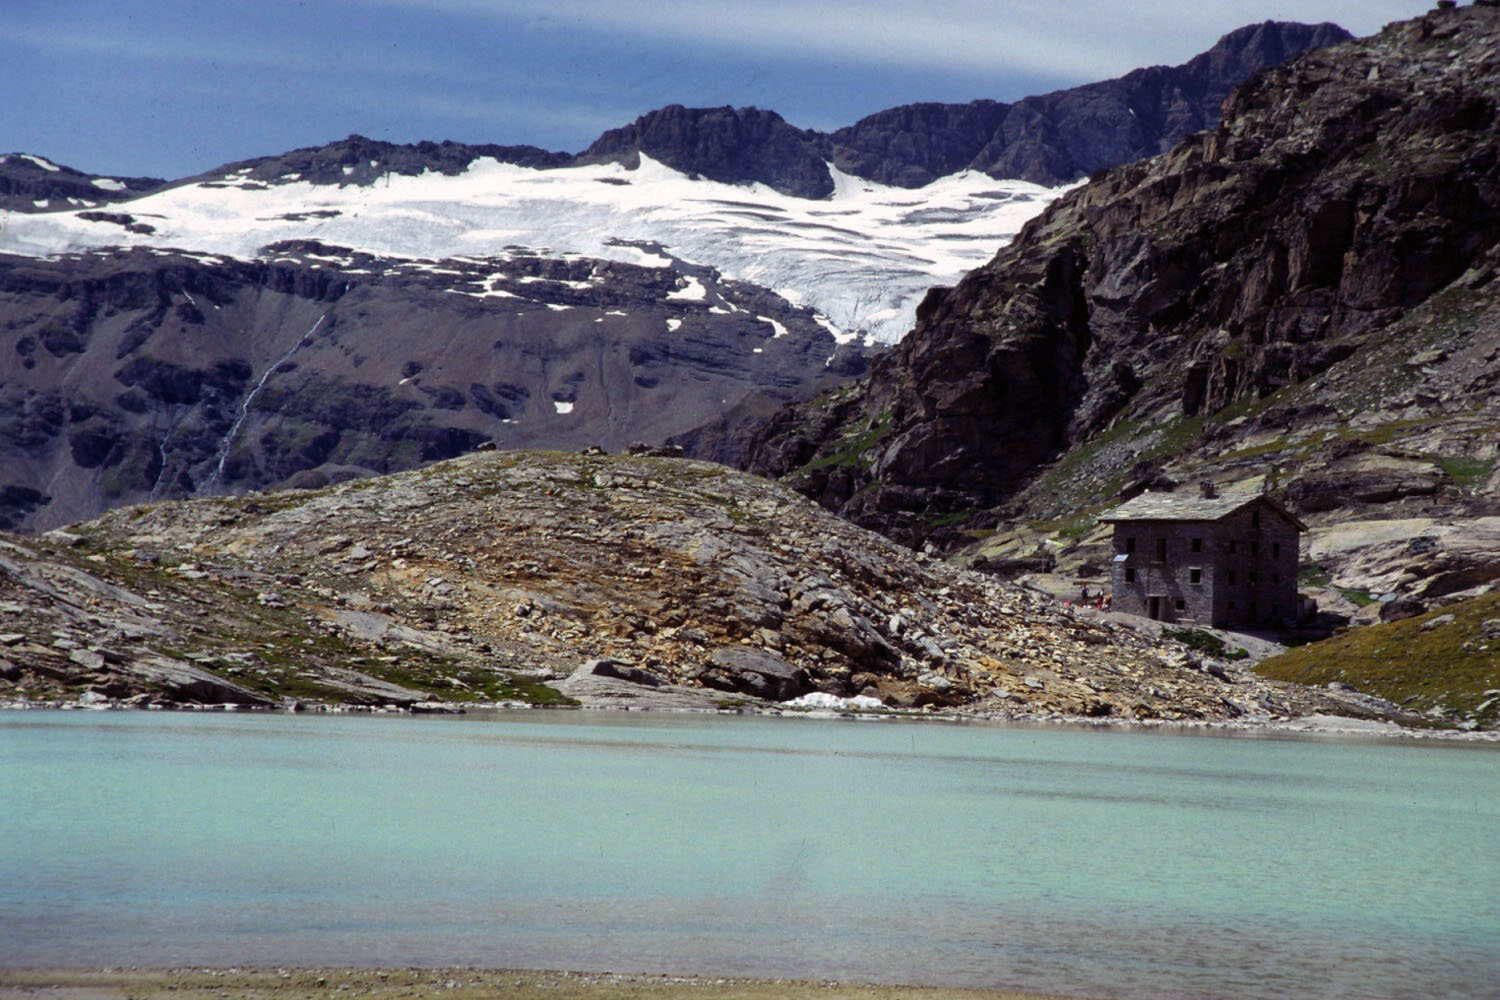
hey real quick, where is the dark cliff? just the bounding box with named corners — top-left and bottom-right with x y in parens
top-left (746, 5), bottom-right (1500, 548)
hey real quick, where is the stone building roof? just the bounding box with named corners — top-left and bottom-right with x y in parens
top-left (1099, 491), bottom-right (1307, 530)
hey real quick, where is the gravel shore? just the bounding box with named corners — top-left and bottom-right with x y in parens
top-left (0, 968), bottom-right (1078, 1000)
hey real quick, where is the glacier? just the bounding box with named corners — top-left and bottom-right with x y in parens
top-left (0, 154), bottom-right (1064, 344)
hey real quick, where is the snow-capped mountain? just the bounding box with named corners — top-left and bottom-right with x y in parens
top-left (0, 154), bottom-right (1060, 345)
top-left (0, 19), bottom-right (1356, 533)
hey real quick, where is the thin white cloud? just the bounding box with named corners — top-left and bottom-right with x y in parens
top-left (347, 0), bottom-right (1428, 80)
top-left (0, 22), bottom-right (467, 84)
top-left (385, 90), bottom-right (621, 135)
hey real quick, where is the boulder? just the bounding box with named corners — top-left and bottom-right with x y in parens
top-left (695, 646), bottom-right (809, 701)
top-left (574, 658), bottom-right (665, 687)
top-left (1380, 597), bottom-right (1427, 622)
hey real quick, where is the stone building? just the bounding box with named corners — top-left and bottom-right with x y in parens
top-left (1100, 490), bottom-right (1305, 628)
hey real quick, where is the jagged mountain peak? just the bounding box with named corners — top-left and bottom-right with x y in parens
top-left (1184, 20), bottom-right (1353, 75)
top-left (579, 103), bottom-right (836, 199)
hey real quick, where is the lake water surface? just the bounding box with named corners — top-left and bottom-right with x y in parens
top-left (2, 710), bottom-right (1497, 999)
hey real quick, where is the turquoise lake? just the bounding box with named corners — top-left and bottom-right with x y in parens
top-left (2, 710), bottom-right (1498, 999)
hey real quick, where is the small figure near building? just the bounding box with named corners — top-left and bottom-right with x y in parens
top-left (1100, 485), bottom-right (1305, 628)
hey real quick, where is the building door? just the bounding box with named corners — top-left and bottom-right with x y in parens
top-left (1148, 596), bottom-right (1162, 621)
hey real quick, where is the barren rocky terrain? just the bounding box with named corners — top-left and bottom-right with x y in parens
top-left (0, 449), bottom-right (1373, 725)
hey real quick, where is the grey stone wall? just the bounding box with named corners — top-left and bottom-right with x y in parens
top-left (1109, 520), bottom-right (1219, 624)
top-left (1108, 499), bottom-right (1302, 628)
top-left (1214, 506), bottom-right (1300, 626)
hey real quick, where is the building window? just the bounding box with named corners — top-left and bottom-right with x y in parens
top-left (1272, 571), bottom-right (1280, 584)
top-left (1229, 540), bottom-right (1237, 555)
top-left (1253, 510), bottom-right (1261, 528)
top-left (1191, 537), bottom-right (1202, 553)
top-left (1126, 537), bottom-right (1136, 553)
top-left (1175, 599), bottom-right (1186, 610)
top-left (1250, 541), bottom-right (1259, 556)
top-left (1155, 539), bottom-right (1166, 562)
top-left (1228, 600), bottom-right (1237, 610)
top-left (1190, 568), bottom-right (1202, 584)
top-left (1227, 570), bottom-right (1236, 585)
top-left (1273, 542), bottom-right (1281, 558)
top-left (1125, 568), bottom-right (1136, 583)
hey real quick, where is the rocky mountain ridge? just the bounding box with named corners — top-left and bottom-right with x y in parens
top-left (0, 449), bottom-right (1373, 725)
top-left (1, 20), bottom-right (1347, 210)
top-left (744, 4), bottom-right (1500, 618)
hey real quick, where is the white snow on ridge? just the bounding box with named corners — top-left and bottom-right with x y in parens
top-left (0, 154), bottom-right (1066, 344)
top-left (17, 154), bottom-right (61, 172)
top-left (90, 177), bottom-right (127, 191)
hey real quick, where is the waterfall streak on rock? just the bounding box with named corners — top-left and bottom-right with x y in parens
top-left (211, 313), bottom-right (325, 485)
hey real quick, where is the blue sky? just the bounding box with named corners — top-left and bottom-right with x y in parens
top-left (3, 0), bottom-right (1427, 179)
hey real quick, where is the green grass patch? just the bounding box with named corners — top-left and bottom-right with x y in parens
top-left (924, 509), bottom-right (977, 529)
top-left (1257, 592), bottom-right (1500, 727)
top-left (1299, 563), bottom-right (1332, 588)
top-left (358, 657), bottom-right (577, 706)
top-left (1339, 588), bottom-right (1379, 608)
top-left (1026, 512), bottom-right (1102, 541)
top-left (1163, 627), bottom-right (1249, 661)
top-left (1432, 454), bottom-right (1494, 490)
top-left (792, 409), bottom-right (893, 477)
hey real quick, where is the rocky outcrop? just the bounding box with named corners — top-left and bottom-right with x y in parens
top-left (579, 106), bottom-right (836, 198)
top-left (0, 450), bottom-right (1353, 722)
top-left (747, 5), bottom-right (1500, 557)
top-left (0, 242), bottom-right (859, 532)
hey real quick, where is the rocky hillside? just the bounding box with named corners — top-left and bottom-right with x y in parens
top-left (0, 241), bottom-right (859, 533)
top-left (746, 4), bottom-right (1500, 618)
top-left (0, 449), bottom-right (1368, 724)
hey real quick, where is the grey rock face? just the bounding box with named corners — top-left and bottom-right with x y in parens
top-left (0, 242), bottom-right (859, 532)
